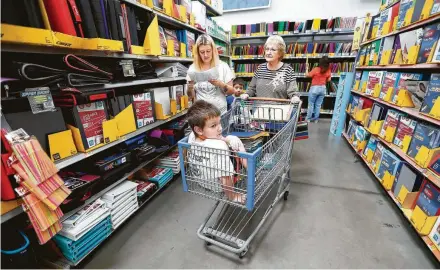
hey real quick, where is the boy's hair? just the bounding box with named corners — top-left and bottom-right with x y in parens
top-left (187, 100), bottom-right (221, 132)
top-left (319, 56), bottom-right (330, 73)
top-left (233, 78), bottom-right (245, 86)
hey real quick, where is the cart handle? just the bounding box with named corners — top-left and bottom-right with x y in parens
top-left (247, 97), bottom-right (291, 102)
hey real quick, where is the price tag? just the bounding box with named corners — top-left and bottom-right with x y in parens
top-left (21, 87), bottom-right (55, 114)
top-left (119, 60), bottom-right (136, 77)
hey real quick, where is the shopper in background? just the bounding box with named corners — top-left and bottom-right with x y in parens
top-left (240, 35), bottom-right (299, 102)
top-left (305, 56), bottom-right (331, 123)
top-left (187, 34), bottom-right (236, 115)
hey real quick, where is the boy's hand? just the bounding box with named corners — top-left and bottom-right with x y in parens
top-left (224, 135), bottom-right (245, 152)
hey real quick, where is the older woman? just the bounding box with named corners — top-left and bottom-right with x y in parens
top-left (187, 34), bottom-right (236, 114)
top-left (241, 35), bottom-right (299, 102)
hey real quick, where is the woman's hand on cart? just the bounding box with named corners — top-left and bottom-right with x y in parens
top-left (290, 96), bottom-right (301, 104)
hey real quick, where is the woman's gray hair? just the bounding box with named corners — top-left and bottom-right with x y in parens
top-left (264, 35), bottom-right (286, 60)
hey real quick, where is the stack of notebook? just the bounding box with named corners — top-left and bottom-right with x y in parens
top-left (54, 199), bottom-right (111, 264)
top-left (156, 149), bottom-right (181, 175)
top-left (101, 181), bottom-right (139, 229)
top-left (228, 131), bottom-right (269, 153)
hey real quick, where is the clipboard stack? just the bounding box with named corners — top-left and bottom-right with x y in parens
top-left (54, 199), bottom-right (111, 264)
top-left (101, 181), bottom-right (139, 229)
top-left (156, 149), bottom-right (181, 174)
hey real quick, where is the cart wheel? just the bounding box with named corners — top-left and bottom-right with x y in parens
top-left (283, 191), bottom-right (289, 201)
top-left (239, 251), bottom-right (247, 259)
top-left (205, 241), bottom-right (212, 246)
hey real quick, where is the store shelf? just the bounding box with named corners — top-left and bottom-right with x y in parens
top-left (156, 56), bottom-right (193, 62)
top-left (301, 109), bottom-right (333, 115)
top-left (55, 110), bottom-right (187, 170)
top-left (231, 31), bottom-right (355, 40)
top-left (75, 77), bottom-right (186, 92)
top-left (232, 55), bottom-right (356, 61)
top-left (194, 0), bottom-right (223, 16)
top-left (351, 90), bottom-right (440, 126)
top-left (346, 112), bottom-right (440, 188)
top-left (356, 63), bottom-right (440, 70)
top-left (342, 134), bottom-right (440, 262)
top-left (219, 54), bottom-right (231, 58)
top-left (360, 14), bottom-right (440, 47)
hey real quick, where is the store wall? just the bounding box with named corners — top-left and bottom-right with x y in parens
top-left (214, 0), bottom-right (381, 30)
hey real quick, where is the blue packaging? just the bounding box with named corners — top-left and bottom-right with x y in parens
top-left (397, 0), bottom-right (415, 29)
top-left (407, 123), bottom-right (440, 159)
top-left (421, 73), bottom-right (440, 114)
top-left (429, 155), bottom-right (440, 176)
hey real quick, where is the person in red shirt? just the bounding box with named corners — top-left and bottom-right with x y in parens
top-left (305, 56), bottom-right (331, 123)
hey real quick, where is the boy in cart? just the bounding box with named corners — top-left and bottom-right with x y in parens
top-left (186, 100), bottom-right (247, 203)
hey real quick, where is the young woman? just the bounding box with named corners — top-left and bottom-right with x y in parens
top-left (240, 35), bottom-right (299, 102)
top-left (186, 34), bottom-right (236, 115)
top-left (305, 56), bottom-right (331, 123)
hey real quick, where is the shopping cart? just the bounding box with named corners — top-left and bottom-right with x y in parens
top-left (178, 98), bottom-right (300, 258)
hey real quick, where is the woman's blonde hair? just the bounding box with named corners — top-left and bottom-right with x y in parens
top-left (264, 35), bottom-right (286, 60)
top-left (193, 34), bottom-right (220, 70)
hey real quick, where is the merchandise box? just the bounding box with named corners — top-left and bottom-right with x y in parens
top-left (392, 163), bottom-right (424, 199)
top-left (379, 109), bottom-right (403, 142)
top-left (51, 32), bottom-right (124, 52)
top-left (372, 143), bottom-right (385, 173)
top-left (407, 123), bottom-right (440, 165)
top-left (377, 149), bottom-right (403, 181)
top-left (429, 216), bottom-right (440, 250)
top-left (420, 73), bottom-right (440, 119)
top-left (380, 72), bottom-right (400, 100)
top-left (131, 92), bottom-right (155, 129)
top-left (415, 180), bottom-right (440, 216)
top-left (63, 101), bottom-right (109, 152)
top-left (417, 22), bottom-right (440, 64)
top-left (393, 116), bottom-right (417, 151)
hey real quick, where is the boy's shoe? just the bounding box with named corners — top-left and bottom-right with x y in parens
top-left (313, 120), bottom-right (318, 123)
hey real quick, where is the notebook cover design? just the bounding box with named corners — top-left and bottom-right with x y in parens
top-left (380, 110), bottom-right (402, 138)
top-left (393, 116), bottom-right (417, 148)
top-left (421, 73), bottom-right (440, 114)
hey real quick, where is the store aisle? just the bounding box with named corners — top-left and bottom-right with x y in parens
top-left (85, 120), bottom-right (437, 268)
